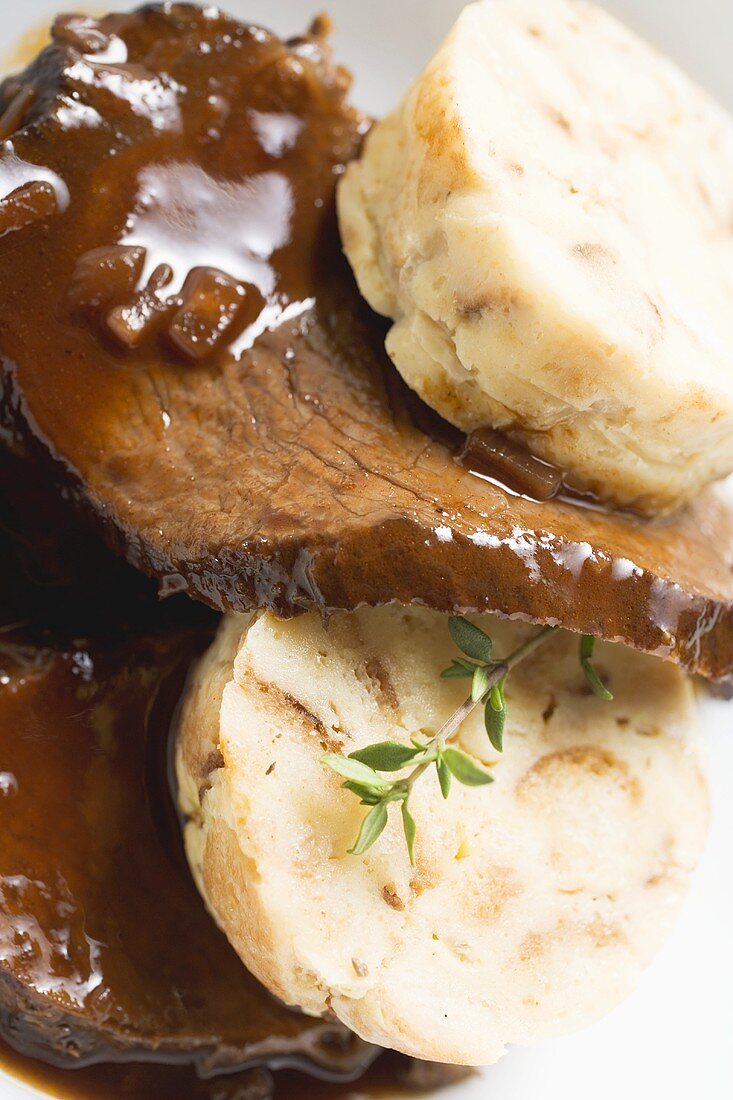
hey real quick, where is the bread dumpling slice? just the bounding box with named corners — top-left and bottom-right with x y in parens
top-left (177, 606), bottom-right (708, 1066)
top-left (338, 0), bottom-right (733, 514)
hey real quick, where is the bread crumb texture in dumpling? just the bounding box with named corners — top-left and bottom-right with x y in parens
top-left (338, 0), bottom-right (733, 514)
top-left (177, 606), bottom-right (707, 1066)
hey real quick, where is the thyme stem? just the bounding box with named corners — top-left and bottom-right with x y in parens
top-left (403, 624), bottom-right (559, 792)
top-left (322, 620), bottom-right (610, 864)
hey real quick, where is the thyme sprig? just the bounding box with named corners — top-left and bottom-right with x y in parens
top-left (322, 618), bottom-right (612, 864)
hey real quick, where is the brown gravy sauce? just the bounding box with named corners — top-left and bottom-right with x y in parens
top-left (0, 1041), bottom-right (418, 1100)
top-left (457, 425), bottom-right (564, 503)
top-left (456, 425), bottom-right (628, 517)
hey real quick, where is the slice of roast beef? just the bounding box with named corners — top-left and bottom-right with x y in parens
top-left (0, 4), bottom-right (732, 681)
top-left (0, 625), bottom-right (377, 1083)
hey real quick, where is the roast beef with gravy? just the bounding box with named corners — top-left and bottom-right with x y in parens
top-left (0, 4), bottom-right (732, 681)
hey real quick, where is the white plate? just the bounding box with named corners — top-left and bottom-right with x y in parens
top-left (1, 2), bottom-right (732, 1097)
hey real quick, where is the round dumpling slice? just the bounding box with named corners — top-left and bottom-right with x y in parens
top-left (338, 0), bottom-right (733, 514)
top-left (176, 606), bottom-right (708, 1066)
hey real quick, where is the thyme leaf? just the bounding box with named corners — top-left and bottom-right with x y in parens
top-left (322, 621), bottom-right (613, 861)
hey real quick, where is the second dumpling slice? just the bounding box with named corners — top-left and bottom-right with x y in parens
top-left (177, 606), bottom-right (707, 1066)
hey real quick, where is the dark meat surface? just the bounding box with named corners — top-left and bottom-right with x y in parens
top-left (0, 4), bottom-right (732, 680)
top-left (0, 628), bottom-right (375, 1081)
